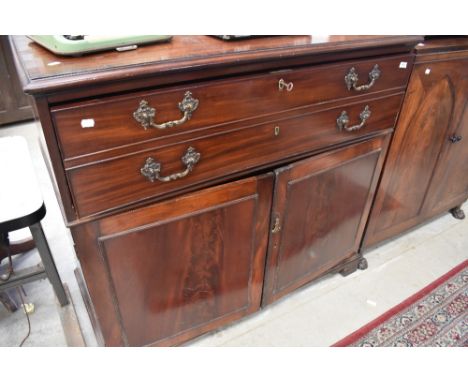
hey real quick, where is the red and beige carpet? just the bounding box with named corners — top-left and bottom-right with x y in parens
top-left (333, 259), bottom-right (468, 347)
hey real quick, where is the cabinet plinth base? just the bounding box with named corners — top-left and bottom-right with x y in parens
top-left (357, 257), bottom-right (368, 270)
top-left (339, 255), bottom-right (368, 277)
top-left (449, 206), bottom-right (465, 220)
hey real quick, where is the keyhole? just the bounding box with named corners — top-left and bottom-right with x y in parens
top-left (274, 126), bottom-right (280, 136)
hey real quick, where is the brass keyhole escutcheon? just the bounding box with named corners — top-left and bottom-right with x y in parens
top-left (271, 216), bottom-right (281, 233)
top-left (274, 126), bottom-right (280, 136)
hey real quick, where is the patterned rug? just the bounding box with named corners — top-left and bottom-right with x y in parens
top-left (333, 259), bottom-right (468, 347)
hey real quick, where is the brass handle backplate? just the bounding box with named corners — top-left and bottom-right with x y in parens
top-left (345, 65), bottom-right (381, 91)
top-left (337, 105), bottom-right (371, 132)
top-left (140, 146), bottom-right (201, 183)
top-left (133, 91), bottom-right (199, 130)
top-left (278, 78), bottom-right (294, 92)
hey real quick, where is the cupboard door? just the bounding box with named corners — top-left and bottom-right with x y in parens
top-left (363, 58), bottom-right (468, 248)
top-left (421, 65), bottom-right (468, 215)
top-left (73, 174), bottom-right (273, 346)
top-left (262, 135), bottom-right (390, 305)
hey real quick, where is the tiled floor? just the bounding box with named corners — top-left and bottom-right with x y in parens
top-left (0, 120), bottom-right (467, 346)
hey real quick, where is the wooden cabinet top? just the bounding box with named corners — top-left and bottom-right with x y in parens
top-left (415, 36), bottom-right (468, 54)
top-left (11, 35), bottom-right (422, 96)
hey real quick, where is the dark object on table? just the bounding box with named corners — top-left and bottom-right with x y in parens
top-left (213, 35), bottom-right (279, 41)
top-left (213, 35), bottom-right (254, 40)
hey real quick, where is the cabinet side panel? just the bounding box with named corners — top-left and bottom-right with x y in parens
top-left (71, 223), bottom-right (125, 346)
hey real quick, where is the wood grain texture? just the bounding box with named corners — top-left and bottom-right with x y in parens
top-left (363, 49), bottom-right (468, 249)
top-left (71, 222), bottom-right (124, 345)
top-left (11, 35), bottom-right (421, 95)
top-left (34, 97), bottom-right (77, 222)
top-left (67, 94), bottom-right (403, 218)
top-left (73, 174), bottom-right (273, 346)
top-left (62, 89), bottom-right (403, 171)
top-left (415, 36), bottom-right (468, 54)
top-left (51, 54), bottom-right (412, 159)
top-left (422, 68), bottom-right (468, 214)
top-left (263, 134), bottom-right (390, 305)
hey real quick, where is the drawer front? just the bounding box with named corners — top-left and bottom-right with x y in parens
top-left (53, 55), bottom-right (412, 159)
top-left (68, 94), bottom-right (403, 217)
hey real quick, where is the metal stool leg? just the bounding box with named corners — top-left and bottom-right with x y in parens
top-left (29, 223), bottom-right (69, 306)
top-left (0, 290), bottom-right (19, 312)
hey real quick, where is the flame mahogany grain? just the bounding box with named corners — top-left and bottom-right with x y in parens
top-left (72, 175), bottom-right (273, 346)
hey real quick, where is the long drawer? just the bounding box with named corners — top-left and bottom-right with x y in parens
top-left (52, 54), bottom-right (412, 160)
top-left (67, 94), bottom-right (403, 217)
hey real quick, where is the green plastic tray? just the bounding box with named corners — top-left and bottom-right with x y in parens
top-left (28, 35), bottom-right (172, 56)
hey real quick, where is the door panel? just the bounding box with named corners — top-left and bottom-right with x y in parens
top-left (74, 174), bottom-right (273, 346)
top-left (263, 135), bottom-right (390, 305)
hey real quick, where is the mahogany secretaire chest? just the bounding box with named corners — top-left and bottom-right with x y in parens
top-left (12, 35), bottom-right (423, 346)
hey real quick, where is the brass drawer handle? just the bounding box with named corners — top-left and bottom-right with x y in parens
top-left (278, 78), bottom-right (294, 92)
top-left (133, 91), bottom-right (199, 130)
top-left (140, 146), bottom-right (201, 183)
top-left (345, 65), bottom-right (381, 91)
top-left (337, 105), bottom-right (371, 132)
